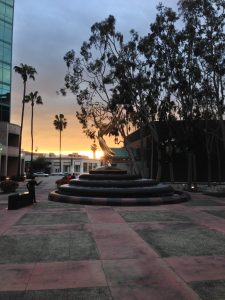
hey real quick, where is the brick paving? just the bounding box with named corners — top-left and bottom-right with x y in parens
top-left (0, 177), bottom-right (225, 299)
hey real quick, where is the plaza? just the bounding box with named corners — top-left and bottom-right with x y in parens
top-left (0, 177), bottom-right (225, 299)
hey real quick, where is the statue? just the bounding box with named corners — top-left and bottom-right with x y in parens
top-left (92, 108), bottom-right (122, 164)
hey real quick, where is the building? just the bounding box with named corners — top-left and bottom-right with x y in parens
top-left (0, 0), bottom-right (20, 178)
top-left (127, 121), bottom-right (225, 182)
top-left (111, 147), bottom-right (136, 174)
top-left (23, 152), bottom-right (101, 176)
top-left (0, 0), bottom-right (14, 122)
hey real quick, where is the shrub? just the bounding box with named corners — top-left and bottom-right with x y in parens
top-left (0, 179), bottom-right (19, 193)
top-left (10, 175), bottom-right (25, 182)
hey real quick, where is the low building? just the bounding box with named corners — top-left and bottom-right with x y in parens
top-left (24, 152), bottom-right (101, 176)
top-left (111, 147), bottom-right (135, 174)
top-left (127, 120), bottom-right (225, 182)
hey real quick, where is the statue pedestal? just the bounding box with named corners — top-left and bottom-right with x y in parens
top-left (90, 166), bottom-right (127, 175)
top-left (49, 166), bottom-right (190, 205)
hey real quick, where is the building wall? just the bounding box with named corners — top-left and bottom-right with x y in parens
top-left (0, 121), bottom-right (20, 177)
top-left (49, 157), bottom-right (101, 175)
top-left (128, 121), bottom-right (225, 182)
top-left (24, 152), bottom-right (101, 176)
top-left (0, 0), bottom-right (14, 122)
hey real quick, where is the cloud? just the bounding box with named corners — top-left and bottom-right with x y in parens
top-left (11, 0), bottom-right (179, 153)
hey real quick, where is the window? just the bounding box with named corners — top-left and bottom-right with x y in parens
top-left (0, 63), bottom-right (10, 84)
top-left (0, 2), bottom-right (14, 22)
top-left (1, 0), bottom-right (14, 7)
top-left (0, 104), bottom-right (9, 121)
top-left (83, 163), bottom-right (87, 173)
top-left (0, 41), bottom-right (11, 63)
top-left (75, 165), bottom-right (80, 173)
top-left (0, 20), bottom-right (12, 43)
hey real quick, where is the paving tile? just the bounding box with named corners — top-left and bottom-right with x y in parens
top-left (173, 208), bottom-right (225, 235)
top-left (114, 206), bottom-right (169, 212)
top-left (0, 287), bottom-right (112, 300)
top-left (15, 211), bottom-right (89, 225)
top-left (86, 207), bottom-right (125, 223)
top-left (27, 261), bottom-right (107, 290)
top-left (165, 256), bottom-right (225, 282)
top-left (0, 291), bottom-right (26, 300)
top-left (88, 223), bottom-right (158, 259)
top-left (102, 258), bottom-right (185, 287)
top-left (0, 232), bottom-right (99, 263)
top-left (119, 211), bottom-right (190, 222)
top-left (0, 208), bottom-right (30, 235)
top-left (0, 263), bottom-right (35, 291)
top-left (67, 287), bottom-right (112, 300)
top-left (136, 223), bottom-right (225, 257)
top-left (130, 221), bottom-right (189, 231)
top-left (31, 202), bottom-right (84, 210)
top-left (184, 198), bottom-right (225, 206)
top-left (5, 224), bottom-right (84, 235)
top-left (110, 285), bottom-right (200, 300)
top-left (204, 210), bottom-right (225, 220)
top-left (190, 280), bottom-right (225, 300)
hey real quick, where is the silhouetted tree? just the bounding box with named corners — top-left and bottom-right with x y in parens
top-left (24, 91), bottom-right (43, 172)
top-left (53, 114), bottom-right (67, 172)
top-left (14, 63), bottom-right (37, 176)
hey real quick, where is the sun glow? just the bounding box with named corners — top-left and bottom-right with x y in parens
top-left (78, 150), bottom-right (103, 159)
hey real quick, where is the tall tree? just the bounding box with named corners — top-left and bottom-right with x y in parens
top-left (63, 16), bottom-right (145, 174)
top-left (14, 63), bottom-right (37, 176)
top-left (138, 4), bottom-right (179, 180)
top-left (24, 91), bottom-right (43, 172)
top-left (177, 0), bottom-right (225, 187)
top-left (53, 114), bottom-right (67, 172)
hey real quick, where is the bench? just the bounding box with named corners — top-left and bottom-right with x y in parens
top-left (8, 192), bottom-right (33, 210)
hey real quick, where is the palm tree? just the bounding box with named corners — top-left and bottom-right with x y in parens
top-left (53, 114), bottom-right (67, 172)
top-left (14, 63), bottom-right (37, 176)
top-left (24, 91), bottom-right (43, 172)
top-left (91, 140), bottom-right (97, 159)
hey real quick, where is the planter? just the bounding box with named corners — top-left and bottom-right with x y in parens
top-left (0, 180), bottom-right (19, 193)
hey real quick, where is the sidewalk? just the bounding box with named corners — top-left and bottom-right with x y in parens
top-left (0, 179), bottom-right (225, 299)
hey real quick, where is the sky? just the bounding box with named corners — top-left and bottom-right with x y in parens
top-left (11, 0), bottom-right (178, 158)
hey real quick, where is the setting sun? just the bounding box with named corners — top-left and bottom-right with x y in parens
top-left (78, 150), bottom-right (103, 159)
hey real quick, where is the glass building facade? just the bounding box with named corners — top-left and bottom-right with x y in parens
top-left (0, 0), bottom-right (14, 122)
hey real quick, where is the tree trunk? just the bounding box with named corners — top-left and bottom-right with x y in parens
top-left (150, 135), bottom-right (154, 179)
top-left (207, 153), bottom-right (212, 187)
top-left (219, 119), bottom-right (225, 151)
top-left (156, 146), bottom-right (162, 181)
top-left (17, 81), bottom-right (26, 176)
top-left (60, 130), bottom-right (62, 172)
top-left (187, 152), bottom-right (192, 190)
top-left (216, 138), bottom-right (222, 184)
top-left (140, 125), bottom-right (145, 177)
top-left (146, 122), bottom-right (161, 180)
top-left (205, 130), bottom-right (214, 187)
top-left (169, 157), bottom-right (174, 183)
top-left (192, 153), bottom-right (197, 189)
top-left (30, 101), bottom-right (34, 173)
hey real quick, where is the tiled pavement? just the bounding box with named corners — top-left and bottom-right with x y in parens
top-left (0, 178), bottom-right (225, 299)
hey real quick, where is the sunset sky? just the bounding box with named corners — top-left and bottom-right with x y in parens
top-left (11, 0), bottom-right (178, 158)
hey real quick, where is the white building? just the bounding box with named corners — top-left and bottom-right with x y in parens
top-left (23, 152), bottom-right (101, 176)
